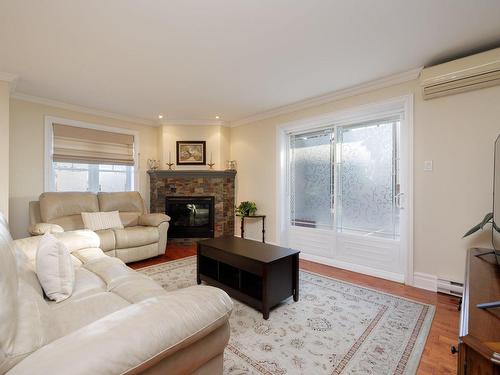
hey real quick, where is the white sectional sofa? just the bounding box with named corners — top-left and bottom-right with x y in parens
top-left (0, 214), bottom-right (233, 375)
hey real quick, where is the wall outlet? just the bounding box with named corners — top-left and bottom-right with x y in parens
top-left (424, 160), bottom-right (433, 171)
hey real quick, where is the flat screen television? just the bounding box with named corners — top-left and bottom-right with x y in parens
top-left (493, 134), bottom-right (500, 263)
top-left (476, 135), bottom-right (500, 310)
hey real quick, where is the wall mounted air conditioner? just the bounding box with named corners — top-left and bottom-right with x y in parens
top-left (420, 48), bottom-right (500, 100)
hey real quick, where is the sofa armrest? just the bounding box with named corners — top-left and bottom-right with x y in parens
top-left (28, 223), bottom-right (64, 236)
top-left (6, 286), bottom-right (233, 375)
top-left (139, 213), bottom-right (171, 227)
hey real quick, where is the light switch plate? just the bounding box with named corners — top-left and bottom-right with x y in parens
top-left (424, 160), bottom-right (433, 171)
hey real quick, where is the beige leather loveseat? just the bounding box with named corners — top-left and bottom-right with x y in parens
top-left (29, 191), bottom-right (169, 263)
top-left (0, 214), bottom-right (233, 374)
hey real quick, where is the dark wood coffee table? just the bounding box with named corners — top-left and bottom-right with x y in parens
top-left (197, 237), bottom-right (300, 319)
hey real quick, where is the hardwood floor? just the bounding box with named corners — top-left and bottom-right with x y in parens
top-left (300, 259), bottom-right (460, 375)
top-left (128, 244), bottom-right (197, 269)
top-left (129, 244), bottom-right (460, 374)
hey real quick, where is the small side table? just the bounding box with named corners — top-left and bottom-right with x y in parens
top-left (238, 215), bottom-right (266, 243)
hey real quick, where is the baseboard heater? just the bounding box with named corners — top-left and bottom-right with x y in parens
top-left (437, 278), bottom-right (464, 297)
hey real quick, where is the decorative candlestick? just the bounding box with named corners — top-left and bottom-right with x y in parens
top-left (208, 152), bottom-right (215, 169)
top-left (166, 151), bottom-right (174, 170)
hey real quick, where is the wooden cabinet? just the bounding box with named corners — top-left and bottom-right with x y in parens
top-left (457, 249), bottom-right (500, 374)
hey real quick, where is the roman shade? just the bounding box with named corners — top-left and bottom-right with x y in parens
top-left (52, 124), bottom-right (135, 166)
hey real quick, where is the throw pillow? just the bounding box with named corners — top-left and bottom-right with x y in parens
top-left (81, 211), bottom-right (124, 231)
top-left (36, 233), bottom-right (75, 302)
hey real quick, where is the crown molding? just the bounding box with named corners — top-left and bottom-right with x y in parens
top-left (10, 92), bottom-right (157, 126)
top-left (160, 119), bottom-right (228, 127)
top-left (230, 67), bottom-right (422, 127)
top-left (0, 72), bottom-right (19, 93)
top-left (7, 67), bottom-right (421, 129)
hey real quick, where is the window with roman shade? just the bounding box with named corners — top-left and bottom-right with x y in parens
top-left (48, 121), bottom-right (136, 193)
top-left (52, 124), bottom-right (135, 166)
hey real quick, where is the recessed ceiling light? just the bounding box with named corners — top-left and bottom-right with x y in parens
top-left (215, 115), bottom-right (220, 119)
top-left (158, 114), bottom-right (163, 119)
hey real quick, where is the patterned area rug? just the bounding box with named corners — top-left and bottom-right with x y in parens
top-left (139, 256), bottom-right (434, 375)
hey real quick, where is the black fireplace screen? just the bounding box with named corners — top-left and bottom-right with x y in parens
top-left (165, 196), bottom-right (215, 238)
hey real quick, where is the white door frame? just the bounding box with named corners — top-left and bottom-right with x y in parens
top-left (275, 94), bottom-right (414, 285)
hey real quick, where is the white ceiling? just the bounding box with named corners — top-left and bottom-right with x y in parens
top-left (1, 0), bottom-right (500, 124)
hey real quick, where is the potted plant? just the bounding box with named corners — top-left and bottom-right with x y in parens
top-left (235, 201), bottom-right (257, 216)
top-left (463, 212), bottom-right (495, 237)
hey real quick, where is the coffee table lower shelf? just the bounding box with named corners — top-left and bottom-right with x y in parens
top-left (199, 274), bottom-right (264, 313)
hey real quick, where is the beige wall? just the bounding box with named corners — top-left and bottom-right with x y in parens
top-left (9, 99), bottom-right (159, 239)
top-left (160, 124), bottom-right (230, 169)
top-left (0, 81), bottom-right (9, 218)
top-left (230, 81), bottom-right (500, 283)
top-left (7, 80), bottom-right (500, 282)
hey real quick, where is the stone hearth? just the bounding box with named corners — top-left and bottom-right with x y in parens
top-left (148, 170), bottom-right (236, 244)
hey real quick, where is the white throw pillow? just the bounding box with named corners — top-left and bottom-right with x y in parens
top-left (81, 211), bottom-right (124, 231)
top-left (36, 233), bottom-right (75, 302)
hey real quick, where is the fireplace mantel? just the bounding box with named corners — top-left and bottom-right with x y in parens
top-left (147, 170), bottom-right (236, 178)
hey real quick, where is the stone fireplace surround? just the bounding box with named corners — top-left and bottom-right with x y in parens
top-left (148, 170), bottom-right (236, 244)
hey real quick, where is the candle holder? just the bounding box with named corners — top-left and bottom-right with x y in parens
top-left (166, 162), bottom-right (175, 170)
top-left (208, 162), bottom-right (215, 169)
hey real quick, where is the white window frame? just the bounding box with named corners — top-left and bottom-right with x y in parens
top-left (44, 116), bottom-right (140, 193)
top-left (276, 95), bottom-right (414, 285)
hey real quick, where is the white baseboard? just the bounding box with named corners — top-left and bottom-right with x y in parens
top-left (233, 234), bottom-right (279, 246)
top-left (437, 278), bottom-right (464, 296)
top-left (413, 272), bottom-right (438, 292)
top-left (300, 252), bottom-right (405, 283)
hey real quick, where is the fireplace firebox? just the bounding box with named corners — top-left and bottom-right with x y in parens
top-left (165, 196), bottom-right (215, 238)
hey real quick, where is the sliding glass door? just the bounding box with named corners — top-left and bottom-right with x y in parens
top-left (287, 112), bottom-right (407, 282)
top-left (336, 118), bottom-right (400, 239)
top-left (289, 129), bottom-right (334, 229)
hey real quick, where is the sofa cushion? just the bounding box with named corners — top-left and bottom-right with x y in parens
top-left (95, 229), bottom-right (116, 251)
top-left (97, 192), bottom-right (145, 214)
top-left (115, 243), bottom-right (159, 263)
top-left (114, 226), bottom-right (159, 249)
top-left (72, 247), bottom-right (109, 264)
top-left (83, 256), bottom-right (136, 285)
top-left (50, 292), bottom-right (130, 337)
top-left (60, 267), bottom-right (106, 301)
top-left (47, 214), bottom-right (85, 231)
top-left (110, 276), bottom-right (167, 303)
top-left (36, 234), bottom-right (75, 303)
top-left (39, 192), bottom-right (99, 223)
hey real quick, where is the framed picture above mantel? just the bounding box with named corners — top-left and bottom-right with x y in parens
top-left (176, 141), bottom-right (206, 165)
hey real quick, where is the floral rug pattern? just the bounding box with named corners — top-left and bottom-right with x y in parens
top-left (139, 256), bottom-right (434, 375)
